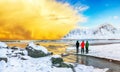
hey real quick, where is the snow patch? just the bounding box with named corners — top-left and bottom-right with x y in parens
top-left (75, 65), bottom-right (108, 72)
top-left (51, 55), bottom-right (61, 58)
top-left (0, 42), bottom-right (7, 48)
top-left (28, 42), bottom-right (48, 54)
top-left (0, 49), bottom-right (8, 57)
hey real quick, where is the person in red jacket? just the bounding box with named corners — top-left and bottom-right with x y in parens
top-left (81, 41), bottom-right (85, 54)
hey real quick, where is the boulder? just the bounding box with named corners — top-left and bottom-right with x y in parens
top-left (51, 55), bottom-right (73, 68)
top-left (0, 58), bottom-right (7, 62)
top-left (58, 62), bottom-right (73, 68)
top-left (26, 42), bottom-right (48, 58)
top-left (11, 46), bottom-right (19, 50)
top-left (51, 57), bottom-right (63, 64)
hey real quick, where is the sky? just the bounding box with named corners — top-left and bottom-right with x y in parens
top-left (0, 0), bottom-right (120, 40)
top-left (56, 0), bottom-right (120, 28)
top-left (0, 0), bottom-right (85, 40)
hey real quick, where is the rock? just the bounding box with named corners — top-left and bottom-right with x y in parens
top-left (51, 57), bottom-right (63, 64)
top-left (7, 47), bottom-right (28, 58)
top-left (11, 46), bottom-right (19, 50)
top-left (27, 42), bottom-right (48, 54)
top-left (51, 55), bottom-right (73, 68)
top-left (26, 47), bottom-right (47, 58)
top-left (0, 58), bottom-right (7, 62)
top-left (20, 56), bottom-right (28, 60)
top-left (58, 63), bottom-right (73, 68)
top-left (26, 42), bottom-right (49, 58)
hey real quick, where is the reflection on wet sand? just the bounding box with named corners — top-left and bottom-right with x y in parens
top-left (6, 42), bottom-right (27, 48)
top-left (5, 42), bottom-right (68, 55)
top-left (63, 54), bottom-right (120, 72)
top-left (64, 55), bottom-right (88, 65)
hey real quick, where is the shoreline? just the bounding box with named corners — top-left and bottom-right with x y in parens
top-left (77, 54), bottom-right (120, 64)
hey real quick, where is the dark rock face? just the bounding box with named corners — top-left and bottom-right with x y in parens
top-left (51, 57), bottom-right (73, 68)
top-left (58, 62), bottom-right (73, 68)
top-left (11, 46), bottom-right (19, 50)
top-left (26, 46), bottom-right (47, 58)
top-left (93, 24), bottom-right (117, 35)
top-left (51, 57), bottom-right (63, 64)
top-left (20, 57), bottom-right (28, 60)
top-left (0, 58), bottom-right (7, 62)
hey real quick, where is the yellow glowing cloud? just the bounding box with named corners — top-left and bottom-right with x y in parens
top-left (0, 0), bottom-right (86, 40)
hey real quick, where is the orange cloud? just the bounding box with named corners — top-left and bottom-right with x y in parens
top-left (0, 0), bottom-right (86, 40)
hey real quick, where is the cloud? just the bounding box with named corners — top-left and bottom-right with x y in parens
top-left (0, 0), bottom-right (86, 40)
top-left (75, 5), bottom-right (89, 11)
top-left (113, 16), bottom-right (119, 20)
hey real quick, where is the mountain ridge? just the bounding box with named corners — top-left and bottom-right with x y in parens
top-left (63, 24), bottom-right (120, 39)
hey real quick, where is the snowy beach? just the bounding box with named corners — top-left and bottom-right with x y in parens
top-left (67, 43), bottom-right (120, 61)
top-left (0, 41), bottom-right (108, 72)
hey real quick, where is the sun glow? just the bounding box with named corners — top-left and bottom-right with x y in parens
top-left (0, 0), bottom-right (85, 40)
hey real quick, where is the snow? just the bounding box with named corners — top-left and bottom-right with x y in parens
top-left (67, 43), bottom-right (120, 61)
top-left (87, 44), bottom-right (120, 61)
top-left (28, 42), bottom-right (48, 54)
top-left (63, 24), bottom-right (120, 39)
top-left (0, 42), bottom-right (8, 48)
top-left (0, 49), bottom-right (8, 57)
top-left (52, 68), bottom-right (72, 72)
top-left (0, 56), bottom-right (108, 72)
top-left (93, 68), bottom-right (109, 72)
top-left (0, 42), bottom-right (108, 72)
top-left (52, 55), bottom-right (61, 58)
top-left (75, 64), bottom-right (108, 72)
top-left (0, 42), bottom-right (8, 57)
top-left (0, 61), bottom-right (7, 71)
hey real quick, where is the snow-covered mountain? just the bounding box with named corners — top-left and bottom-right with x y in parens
top-left (63, 24), bottom-right (120, 39)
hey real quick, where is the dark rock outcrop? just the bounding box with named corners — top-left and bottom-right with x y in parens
top-left (51, 56), bottom-right (73, 68)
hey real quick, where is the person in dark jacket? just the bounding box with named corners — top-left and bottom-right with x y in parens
top-left (81, 41), bottom-right (85, 54)
top-left (85, 41), bottom-right (89, 54)
top-left (76, 41), bottom-right (79, 54)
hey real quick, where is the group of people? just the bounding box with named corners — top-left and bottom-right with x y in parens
top-left (76, 40), bottom-right (89, 54)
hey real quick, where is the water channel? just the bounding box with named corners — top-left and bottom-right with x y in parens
top-left (44, 42), bottom-right (120, 72)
